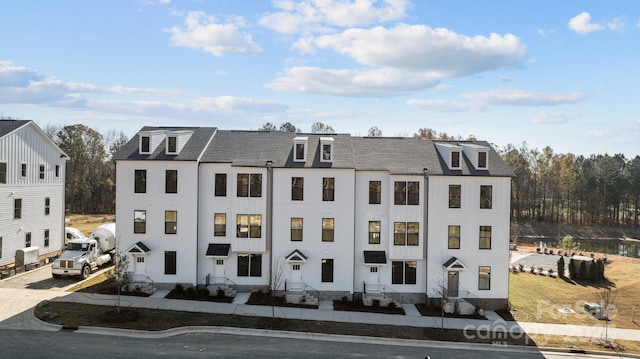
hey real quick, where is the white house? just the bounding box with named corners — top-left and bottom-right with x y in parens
top-left (0, 120), bottom-right (67, 269)
top-left (115, 127), bottom-right (514, 309)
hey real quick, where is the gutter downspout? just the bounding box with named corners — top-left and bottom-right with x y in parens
top-left (266, 161), bottom-right (274, 292)
top-left (423, 168), bottom-right (429, 303)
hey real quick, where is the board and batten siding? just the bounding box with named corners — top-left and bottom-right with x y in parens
top-left (0, 122), bottom-right (66, 267)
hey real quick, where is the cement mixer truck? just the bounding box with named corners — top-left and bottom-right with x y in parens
top-left (52, 223), bottom-right (116, 279)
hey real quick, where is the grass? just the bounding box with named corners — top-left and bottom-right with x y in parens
top-left (509, 253), bottom-right (640, 331)
top-left (66, 213), bottom-right (115, 236)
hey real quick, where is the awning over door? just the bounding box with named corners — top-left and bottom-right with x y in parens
top-left (126, 241), bottom-right (150, 254)
top-left (206, 243), bottom-right (231, 257)
top-left (285, 249), bottom-right (308, 263)
top-left (363, 250), bottom-right (387, 265)
top-left (443, 256), bottom-right (467, 270)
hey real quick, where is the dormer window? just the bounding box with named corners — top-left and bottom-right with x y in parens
top-left (320, 137), bottom-right (334, 162)
top-left (294, 137), bottom-right (308, 162)
top-left (477, 151), bottom-right (488, 169)
top-left (166, 136), bottom-right (177, 154)
top-left (451, 151), bottom-right (461, 169)
top-left (140, 136), bottom-right (150, 154)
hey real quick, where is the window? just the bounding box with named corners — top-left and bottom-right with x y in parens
top-left (368, 221), bottom-right (381, 244)
top-left (478, 152), bottom-right (488, 169)
top-left (250, 214), bottom-right (262, 238)
top-left (134, 210), bottom-right (146, 234)
top-left (137, 257), bottom-right (145, 263)
top-left (45, 197), bottom-right (50, 215)
top-left (369, 181), bottom-right (381, 204)
top-left (451, 151), bottom-right (461, 168)
top-left (238, 253), bottom-right (262, 277)
top-left (134, 170), bottom-right (146, 193)
top-left (167, 136), bottom-right (177, 153)
top-left (322, 177), bottom-right (334, 201)
top-left (293, 264), bottom-right (300, 271)
top-left (448, 225), bottom-right (461, 249)
top-left (480, 185), bottom-right (492, 209)
top-left (215, 174), bottom-right (227, 196)
top-left (141, 136), bottom-right (150, 153)
top-left (165, 210), bottom-right (177, 234)
top-left (235, 214), bottom-right (262, 238)
top-left (322, 259), bottom-right (334, 282)
top-left (164, 251), bottom-right (177, 275)
top-left (449, 185), bottom-right (461, 208)
top-left (394, 222), bottom-right (419, 246)
top-left (479, 266), bottom-right (491, 290)
top-left (214, 213), bottom-right (226, 236)
top-left (322, 144), bottom-right (333, 161)
top-left (370, 267), bottom-right (378, 273)
top-left (392, 261), bottom-right (417, 284)
top-left (237, 174), bottom-right (262, 197)
top-left (479, 226), bottom-right (492, 249)
top-left (14, 198), bottom-right (22, 219)
top-left (291, 177), bottom-right (304, 201)
top-left (394, 181), bottom-right (419, 205)
top-left (236, 214), bottom-right (248, 238)
top-left (0, 237), bottom-right (2, 258)
top-left (44, 229), bottom-right (50, 247)
top-left (295, 143), bottom-right (305, 161)
top-left (25, 232), bottom-right (32, 247)
top-left (291, 218), bottom-right (303, 241)
top-left (39, 164), bottom-right (45, 179)
top-left (165, 170), bottom-right (178, 193)
top-left (0, 162), bottom-right (6, 183)
top-left (55, 165), bottom-right (60, 177)
top-left (216, 259), bottom-right (224, 266)
top-left (322, 218), bottom-right (334, 242)
top-left (21, 163), bottom-right (27, 177)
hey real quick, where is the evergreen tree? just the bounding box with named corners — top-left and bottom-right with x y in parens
top-left (557, 256), bottom-right (565, 278)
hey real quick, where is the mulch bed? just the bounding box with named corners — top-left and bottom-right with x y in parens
top-left (415, 303), bottom-right (487, 320)
top-left (166, 287), bottom-right (235, 303)
top-left (333, 299), bottom-right (405, 315)
top-left (246, 291), bottom-right (319, 309)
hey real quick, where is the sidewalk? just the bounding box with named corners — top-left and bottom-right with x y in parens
top-left (40, 290), bottom-right (640, 342)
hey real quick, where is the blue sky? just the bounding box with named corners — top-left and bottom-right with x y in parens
top-left (1, 1), bottom-right (639, 157)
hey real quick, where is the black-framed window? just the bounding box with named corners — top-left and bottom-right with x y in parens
top-left (134, 210), bottom-right (146, 234)
top-left (215, 173), bottom-right (227, 196)
top-left (451, 151), bottom-right (461, 168)
top-left (291, 218), bottom-right (303, 241)
top-left (394, 222), bottom-right (419, 246)
top-left (165, 210), bottom-right (177, 234)
top-left (479, 266), bottom-right (491, 290)
top-left (369, 181), bottom-right (381, 204)
top-left (295, 143), bottom-right (305, 161)
top-left (164, 251), bottom-right (177, 275)
top-left (323, 177), bottom-right (334, 201)
top-left (44, 229), bottom-right (50, 247)
top-left (165, 170), bottom-right (178, 193)
top-left (480, 185), bottom-right (492, 209)
top-left (449, 185), bottom-right (461, 208)
top-left (237, 174), bottom-right (262, 197)
top-left (236, 214), bottom-right (248, 238)
top-left (322, 144), bottom-right (332, 161)
top-left (45, 197), bottom-right (50, 215)
top-left (448, 225), bottom-right (460, 249)
top-left (134, 170), bottom-right (146, 193)
top-left (479, 226), bottom-right (492, 249)
top-left (0, 237), bottom-right (3, 258)
top-left (322, 259), bottom-right (334, 282)
top-left (322, 218), bottom-right (334, 242)
top-left (478, 152), bottom-right (488, 168)
top-left (237, 174), bottom-right (249, 197)
top-left (0, 162), bottom-right (6, 184)
top-left (369, 221), bottom-right (381, 244)
top-left (392, 261), bottom-right (417, 284)
top-left (235, 214), bottom-right (262, 238)
top-left (238, 253), bottom-right (262, 277)
top-left (250, 214), bottom-right (262, 238)
top-left (214, 213), bottom-right (226, 236)
top-left (167, 136), bottom-right (177, 153)
top-left (141, 136), bottom-right (150, 153)
top-left (292, 177), bottom-right (304, 201)
top-left (25, 232), bottom-right (32, 247)
top-left (250, 174), bottom-right (262, 197)
top-left (14, 198), bottom-right (22, 219)
top-left (39, 164), bottom-right (45, 179)
top-left (55, 165), bottom-right (60, 177)
top-left (394, 181), bottom-right (419, 205)
top-left (21, 163), bottom-right (27, 177)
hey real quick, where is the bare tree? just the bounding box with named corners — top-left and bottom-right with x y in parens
top-left (113, 251), bottom-right (131, 315)
top-left (270, 259), bottom-right (286, 323)
top-left (310, 122), bottom-right (335, 134)
top-left (368, 126), bottom-right (382, 137)
top-left (260, 122), bottom-right (277, 131)
top-left (596, 287), bottom-right (618, 342)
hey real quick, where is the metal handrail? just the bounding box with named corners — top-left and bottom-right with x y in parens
top-left (205, 274), bottom-right (237, 292)
top-left (364, 282), bottom-right (403, 306)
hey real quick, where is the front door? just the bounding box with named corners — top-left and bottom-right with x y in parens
top-left (291, 263), bottom-right (302, 282)
top-left (214, 259), bottom-right (225, 278)
top-left (133, 255), bottom-right (146, 275)
top-left (447, 271), bottom-right (459, 298)
top-left (368, 266), bottom-right (379, 284)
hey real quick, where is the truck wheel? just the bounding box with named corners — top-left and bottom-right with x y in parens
top-left (80, 265), bottom-right (91, 280)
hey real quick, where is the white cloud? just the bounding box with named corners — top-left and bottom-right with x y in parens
top-left (311, 24), bottom-right (526, 76)
top-left (259, 0), bottom-right (410, 35)
top-left (193, 96), bottom-right (289, 113)
top-left (531, 110), bottom-right (578, 124)
top-left (606, 17), bottom-right (625, 31)
top-left (406, 99), bottom-right (484, 112)
top-left (266, 66), bottom-right (440, 96)
top-left (460, 89), bottom-right (587, 106)
top-left (166, 11), bottom-right (262, 57)
top-left (568, 12), bottom-right (604, 34)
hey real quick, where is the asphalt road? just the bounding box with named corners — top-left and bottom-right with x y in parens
top-left (0, 263), bottom-right (112, 290)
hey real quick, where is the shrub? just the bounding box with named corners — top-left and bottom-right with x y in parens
top-left (544, 248), bottom-right (548, 254)
top-left (174, 283), bottom-right (184, 294)
top-left (557, 256), bottom-right (565, 278)
top-left (557, 250), bottom-right (563, 256)
top-left (537, 266), bottom-right (544, 274)
top-left (558, 235), bottom-right (578, 251)
top-left (388, 301), bottom-right (397, 309)
top-left (536, 247), bottom-right (541, 253)
top-left (372, 299), bottom-right (380, 307)
top-left (549, 249), bottom-right (554, 255)
top-left (518, 263), bottom-right (524, 272)
top-left (530, 265), bottom-right (536, 274)
top-left (341, 295), bottom-right (349, 303)
top-left (197, 288), bottom-right (209, 298)
top-left (185, 286), bottom-right (196, 298)
top-left (216, 287), bottom-right (225, 298)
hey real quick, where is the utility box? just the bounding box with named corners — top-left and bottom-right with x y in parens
top-left (16, 247), bottom-right (40, 267)
top-left (584, 302), bottom-right (606, 320)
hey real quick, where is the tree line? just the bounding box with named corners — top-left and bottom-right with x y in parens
top-left (37, 121), bottom-right (640, 229)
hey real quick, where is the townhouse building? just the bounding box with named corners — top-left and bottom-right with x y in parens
top-left (0, 120), bottom-right (67, 269)
top-left (115, 127), bottom-right (514, 309)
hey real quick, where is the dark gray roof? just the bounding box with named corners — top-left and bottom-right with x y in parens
top-left (285, 249), bottom-right (308, 261)
top-left (433, 140), bottom-right (516, 177)
top-left (352, 137), bottom-right (441, 175)
top-left (364, 250), bottom-right (387, 264)
top-left (0, 120), bottom-right (30, 138)
top-left (113, 126), bottom-right (217, 161)
top-left (200, 130), bottom-right (356, 168)
top-left (206, 243), bottom-right (231, 257)
top-left (127, 241), bottom-right (150, 253)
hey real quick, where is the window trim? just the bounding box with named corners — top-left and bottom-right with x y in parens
top-left (479, 225), bottom-right (492, 249)
top-left (134, 169), bottom-right (147, 194)
top-left (0, 162), bottom-right (6, 184)
top-left (392, 260), bottom-right (417, 285)
top-left (39, 164), bottom-right (45, 180)
top-left (21, 163), bottom-right (27, 177)
top-left (165, 169), bottom-right (178, 194)
top-left (25, 232), bottom-right (32, 247)
top-left (480, 185), bottom-right (492, 209)
top-left (322, 218), bottom-right (334, 242)
top-left (451, 151), bottom-right (461, 169)
top-left (164, 251), bottom-right (177, 275)
top-left (140, 135), bottom-right (150, 154)
top-left (215, 173), bottom-right (227, 197)
top-left (214, 213), bottom-right (226, 236)
top-left (291, 217), bottom-right (303, 241)
top-left (321, 143), bottom-right (333, 162)
top-left (165, 210), bottom-right (177, 234)
top-left (321, 258), bottom-right (334, 282)
top-left (368, 221), bottom-right (381, 244)
top-left (478, 266), bottom-right (491, 290)
top-left (477, 151), bottom-right (488, 169)
top-left (291, 177), bottom-right (304, 201)
top-left (448, 225), bottom-right (461, 249)
top-left (322, 177), bottom-right (335, 201)
top-left (44, 229), bottom-right (50, 247)
top-left (394, 222), bottom-right (419, 246)
top-left (14, 198), bottom-right (22, 219)
top-left (238, 253), bottom-right (262, 277)
top-left (369, 181), bottom-right (381, 204)
top-left (166, 136), bottom-right (178, 154)
top-left (134, 210), bottom-right (146, 234)
top-left (44, 197), bottom-right (51, 215)
top-left (449, 184), bottom-right (461, 209)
